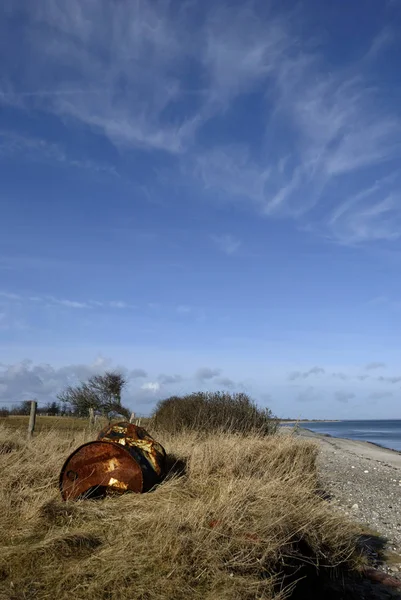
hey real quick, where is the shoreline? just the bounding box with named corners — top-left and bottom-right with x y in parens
top-left (295, 426), bottom-right (401, 563)
top-left (280, 420), bottom-right (341, 423)
top-left (300, 427), bottom-right (401, 457)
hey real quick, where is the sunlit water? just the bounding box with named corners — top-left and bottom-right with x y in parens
top-left (292, 420), bottom-right (401, 452)
top-left (294, 419), bottom-right (401, 451)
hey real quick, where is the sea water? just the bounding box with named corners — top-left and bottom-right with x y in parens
top-left (299, 420), bottom-right (401, 452)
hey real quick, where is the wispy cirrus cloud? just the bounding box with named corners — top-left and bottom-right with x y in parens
top-left (364, 26), bottom-right (395, 60)
top-left (0, 131), bottom-right (119, 176)
top-left (191, 25), bottom-right (401, 244)
top-left (1, 2), bottom-right (400, 246)
top-left (1, 0), bottom-right (198, 153)
top-left (0, 291), bottom-right (134, 310)
top-left (0, 291), bottom-right (22, 301)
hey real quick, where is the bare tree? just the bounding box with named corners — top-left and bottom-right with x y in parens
top-left (58, 371), bottom-right (130, 420)
top-left (10, 400), bottom-right (33, 416)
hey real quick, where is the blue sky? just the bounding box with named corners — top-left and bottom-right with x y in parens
top-left (0, 0), bottom-right (401, 418)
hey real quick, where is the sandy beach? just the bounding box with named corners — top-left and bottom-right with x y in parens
top-left (298, 428), bottom-right (401, 576)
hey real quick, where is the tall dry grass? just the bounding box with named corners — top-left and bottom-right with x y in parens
top-left (0, 424), bottom-right (362, 600)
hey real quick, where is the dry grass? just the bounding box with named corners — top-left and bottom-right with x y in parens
top-left (0, 415), bottom-right (151, 433)
top-left (0, 415), bottom-right (91, 432)
top-left (0, 423), bottom-right (364, 600)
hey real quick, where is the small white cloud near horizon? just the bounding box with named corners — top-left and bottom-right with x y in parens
top-left (141, 382), bottom-right (161, 392)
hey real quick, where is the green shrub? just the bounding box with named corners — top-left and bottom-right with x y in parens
top-left (152, 391), bottom-right (277, 435)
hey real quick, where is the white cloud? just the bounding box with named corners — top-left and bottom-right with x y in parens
top-left (190, 19), bottom-right (401, 244)
top-left (109, 301), bottom-right (132, 309)
top-left (0, 291), bottom-right (21, 300)
top-left (55, 299), bottom-right (91, 309)
top-left (0, 131), bottom-right (118, 176)
top-left (1, 1), bottom-right (400, 245)
top-left (141, 382), bottom-right (161, 392)
top-left (0, 291), bottom-right (134, 310)
top-left (0, 357), bottom-right (120, 403)
top-left (1, 1), bottom-right (197, 153)
top-left (0, 357), bottom-right (156, 405)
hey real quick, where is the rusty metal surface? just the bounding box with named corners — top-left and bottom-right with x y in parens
top-left (98, 422), bottom-right (166, 471)
top-left (59, 440), bottom-right (143, 500)
top-left (60, 421), bottom-right (166, 501)
top-left (98, 422), bottom-right (166, 492)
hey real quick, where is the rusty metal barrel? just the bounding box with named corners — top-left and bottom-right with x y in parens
top-left (59, 422), bottom-right (166, 501)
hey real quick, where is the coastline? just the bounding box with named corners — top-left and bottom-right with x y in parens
top-left (299, 427), bottom-right (401, 467)
top-left (280, 420), bottom-right (341, 423)
top-left (300, 426), bottom-right (401, 457)
top-left (294, 426), bottom-right (401, 570)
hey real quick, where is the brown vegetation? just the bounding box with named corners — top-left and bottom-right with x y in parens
top-left (152, 391), bottom-right (278, 435)
top-left (0, 415), bottom-right (92, 432)
top-left (0, 418), bottom-right (370, 600)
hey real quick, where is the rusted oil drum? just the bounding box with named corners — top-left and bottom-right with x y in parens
top-left (59, 422), bottom-right (166, 501)
top-left (98, 422), bottom-right (166, 492)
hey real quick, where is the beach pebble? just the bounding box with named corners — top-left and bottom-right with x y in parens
top-left (364, 470), bottom-right (369, 473)
top-left (351, 503), bottom-right (359, 511)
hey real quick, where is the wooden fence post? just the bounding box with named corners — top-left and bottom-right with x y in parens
top-left (89, 407), bottom-right (95, 427)
top-left (27, 400), bottom-right (37, 439)
top-left (129, 412), bottom-right (135, 424)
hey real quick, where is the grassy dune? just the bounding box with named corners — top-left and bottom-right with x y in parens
top-left (0, 421), bottom-right (364, 600)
